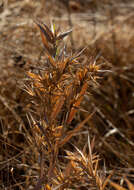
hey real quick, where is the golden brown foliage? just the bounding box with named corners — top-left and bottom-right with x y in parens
top-left (0, 1), bottom-right (134, 190)
top-left (25, 20), bottom-right (104, 189)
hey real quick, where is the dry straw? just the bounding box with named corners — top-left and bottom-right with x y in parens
top-left (25, 20), bottom-right (108, 190)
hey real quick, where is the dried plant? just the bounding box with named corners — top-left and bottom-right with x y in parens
top-left (109, 178), bottom-right (134, 190)
top-left (1, 1), bottom-right (134, 189)
top-left (23, 20), bottom-right (106, 189)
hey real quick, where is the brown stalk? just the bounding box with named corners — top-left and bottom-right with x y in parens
top-left (67, 81), bottom-right (88, 124)
top-left (59, 112), bottom-right (95, 147)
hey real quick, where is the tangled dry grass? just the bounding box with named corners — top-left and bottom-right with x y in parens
top-left (0, 0), bottom-right (134, 189)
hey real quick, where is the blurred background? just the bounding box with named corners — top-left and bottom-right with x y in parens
top-left (0, 0), bottom-right (134, 189)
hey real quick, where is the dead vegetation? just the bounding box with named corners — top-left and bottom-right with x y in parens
top-left (0, 0), bottom-right (134, 190)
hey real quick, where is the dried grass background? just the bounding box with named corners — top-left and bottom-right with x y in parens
top-left (0, 0), bottom-right (134, 189)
